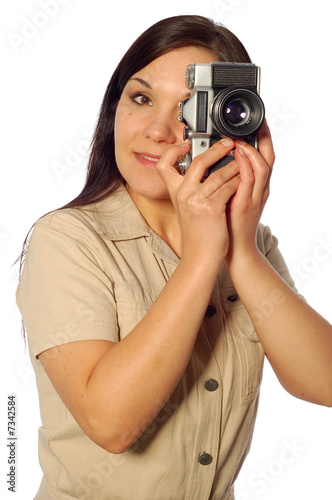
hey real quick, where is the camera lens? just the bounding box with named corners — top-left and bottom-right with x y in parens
top-left (211, 88), bottom-right (265, 138)
top-left (225, 100), bottom-right (251, 126)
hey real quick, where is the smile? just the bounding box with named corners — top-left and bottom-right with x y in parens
top-left (134, 152), bottom-right (161, 169)
top-left (140, 154), bottom-right (159, 162)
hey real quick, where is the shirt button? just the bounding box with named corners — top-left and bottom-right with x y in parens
top-left (227, 293), bottom-right (239, 303)
top-left (205, 305), bottom-right (216, 317)
top-left (198, 453), bottom-right (213, 466)
top-left (204, 379), bottom-right (219, 392)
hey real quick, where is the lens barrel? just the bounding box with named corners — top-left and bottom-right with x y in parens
top-left (211, 88), bottom-right (265, 137)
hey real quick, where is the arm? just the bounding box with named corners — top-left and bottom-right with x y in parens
top-left (225, 122), bottom-right (332, 407)
top-left (40, 138), bottom-right (240, 453)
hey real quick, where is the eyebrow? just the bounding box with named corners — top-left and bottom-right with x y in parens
top-left (129, 77), bottom-right (152, 89)
top-left (128, 76), bottom-right (191, 99)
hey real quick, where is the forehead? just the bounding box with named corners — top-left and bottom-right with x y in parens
top-left (130, 47), bottom-right (217, 89)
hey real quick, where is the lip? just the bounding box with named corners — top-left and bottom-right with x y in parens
top-left (134, 152), bottom-right (161, 169)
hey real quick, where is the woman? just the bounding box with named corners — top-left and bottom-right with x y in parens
top-left (16, 15), bottom-right (332, 500)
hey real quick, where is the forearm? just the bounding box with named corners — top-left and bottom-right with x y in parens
top-left (226, 250), bottom-right (332, 406)
top-left (85, 256), bottom-right (221, 452)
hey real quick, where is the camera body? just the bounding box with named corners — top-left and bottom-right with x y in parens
top-left (178, 62), bottom-right (265, 175)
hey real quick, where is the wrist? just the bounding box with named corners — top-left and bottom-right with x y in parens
top-left (181, 239), bottom-right (227, 272)
top-left (224, 243), bottom-right (261, 273)
top-left (224, 246), bottom-right (272, 294)
top-left (180, 249), bottom-right (224, 284)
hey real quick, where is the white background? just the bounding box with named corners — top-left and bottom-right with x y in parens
top-left (1, 0), bottom-right (331, 499)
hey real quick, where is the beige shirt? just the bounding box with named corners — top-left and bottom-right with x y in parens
top-left (17, 185), bottom-right (298, 500)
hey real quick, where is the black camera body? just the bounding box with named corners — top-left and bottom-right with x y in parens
top-left (178, 62), bottom-right (265, 175)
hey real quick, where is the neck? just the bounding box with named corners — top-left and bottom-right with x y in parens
top-left (126, 185), bottom-right (182, 256)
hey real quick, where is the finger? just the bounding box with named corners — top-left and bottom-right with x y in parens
top-left (257, 119), bottom-right (275, 169)
top-left (156, 143), bottom-right (190, 191)
top-left (208, 173), bottom-right (241, 206)
top-left (235, 141), bottom-right (270, 204)
top-left (185, 137), bottom-right (235, 182)
top-left (199, 159), bottom-right (239, 199)
top-left (232, 147), bottom-right (255, 200)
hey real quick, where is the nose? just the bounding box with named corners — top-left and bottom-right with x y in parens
top-left (143, 108), bottom-right (183, 144)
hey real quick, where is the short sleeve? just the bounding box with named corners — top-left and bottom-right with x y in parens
top-left (257, 224), bottom-right (304, 297)
top-left (16, 211), bottom-right (119, 358)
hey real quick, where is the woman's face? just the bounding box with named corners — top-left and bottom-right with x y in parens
top-left (114, 46), bottom-right (217, 200)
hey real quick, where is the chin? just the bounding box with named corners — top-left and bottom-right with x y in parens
top-left (125, 179), bottom-right (170, 202)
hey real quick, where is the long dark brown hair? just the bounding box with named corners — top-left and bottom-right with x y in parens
top-left (18, 15), bottom-right (251, 275)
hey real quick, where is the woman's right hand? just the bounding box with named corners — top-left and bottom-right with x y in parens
top-left (156, 138), bottom-right (240, 266)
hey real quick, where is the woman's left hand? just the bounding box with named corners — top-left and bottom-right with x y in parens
top-left (225, 119), bottom-right (275, 265)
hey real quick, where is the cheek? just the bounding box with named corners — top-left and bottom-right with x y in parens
top-left (114, 107), bottom-right (128, 145)
top-left (114, 106), bottom-right (139, 157)
top-left (114, 109), bottom-right (139, 181)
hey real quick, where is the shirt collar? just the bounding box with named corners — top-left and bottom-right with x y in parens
top-left (92, 185), bottom-right (151, 241)
top-left (90, 185), bottom-right (180, 265)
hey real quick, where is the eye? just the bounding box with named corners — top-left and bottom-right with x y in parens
top-left (130, 93), bottom-right (153, 106)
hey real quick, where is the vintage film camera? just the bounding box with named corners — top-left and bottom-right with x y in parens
top-left (178, 62), bottom-right (265, 175)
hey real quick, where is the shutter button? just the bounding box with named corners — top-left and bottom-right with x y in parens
top-left (205, 305), bottom-right (216, 317)
top-left (204, 379), bottom-right (219, 392)
top-left (198, 453), bottom-right (213, 465)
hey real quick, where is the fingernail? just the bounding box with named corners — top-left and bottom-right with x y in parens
top-left (179, 143), bottom-right (189, 148)
top-left (238, 139), bottom-right (247, 146)
top-left (239, 148), bottom-right (246, 156)
top-left (220, 137), bottom-right (233, 147)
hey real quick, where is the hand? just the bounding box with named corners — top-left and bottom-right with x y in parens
top-left (225, 120), bottom-right (275, 265)
top-left (156, 138), bottom-right (240, 266)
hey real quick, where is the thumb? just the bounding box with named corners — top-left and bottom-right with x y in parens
top-left (156, 144), bottom-right (190, 193)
